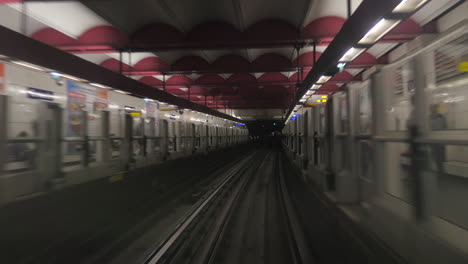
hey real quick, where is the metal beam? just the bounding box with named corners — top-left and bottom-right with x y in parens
top-left (285, 0), bottom-right (402, 122)
top-left (0, 25), bottom-right (240, 122)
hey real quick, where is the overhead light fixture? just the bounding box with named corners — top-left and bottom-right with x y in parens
top-left (299, 98), bottom-right (306, 103)
top-left (358, 19), bottom-right (401, 44)
top-left (339, 47), bottom-right (366, 62)
top-left (305, 90), bottom-right (314, 96)
top-left (50, 72), bottom-right (84, 82)
top-left (393, 0), bottom-right (429, 13)
top-left (114, 89), bottom-right (130, 95)
top-left (89, 82), bottom-right (110, 89)
top-left (310, 84), bottom-right (322, 90)
top-left (11, 61), bottom-right (46, 72)
top-left (317, 75), bottom-right (332, 84)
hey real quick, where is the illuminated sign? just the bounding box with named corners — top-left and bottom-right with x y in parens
top-left (458, 62), bottom-right (468, 72)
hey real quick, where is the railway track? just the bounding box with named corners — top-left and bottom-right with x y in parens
top-left (146, 148), bottom-right (313, 264)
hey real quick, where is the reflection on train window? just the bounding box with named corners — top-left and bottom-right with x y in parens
top-left (358, 140), bottom-right (374, 181)
top-left (384, 62), bottom-right (414, 131)
top-left (384, 142), bottom-right (412, 203)
top-left (359, 82), bottom-right (372, 134)
top-left (319, 106), bottom-right (326, 134)
top-left (339, 93), bottom-right (348, 133)
top-left (428, 33), bottom-right (468, 130)
top-left (420, 143), bottom-right (468, 230)
top-left (5, 135), bottom-right (37, 172)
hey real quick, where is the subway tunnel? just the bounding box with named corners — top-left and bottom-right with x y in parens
top-left (0, 0), bottom-right (468, 263)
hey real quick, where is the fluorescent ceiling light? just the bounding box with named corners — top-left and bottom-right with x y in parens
top-left (114, 89), bottom-right (129, 95)
top-left (339, 47), bottom-right (366, 62)
top-left (12, 61), bottom-right (46, 72)
top-left (310, 84), bottom-right (322, 90)
top-left (305, 91), bottom-right (314, 96)
top-left (358, 19), bottom-right (401, 44)
top-left (60, 73), bottom-right (84, 82)
top-left (393, 0), bottom-right (429, 13)
top-left (299, 98), bottom-right (306, 103)
top-left (89, 82), bottom-right (110, 89)
top-left (317, 75), bottom-right (332, 84)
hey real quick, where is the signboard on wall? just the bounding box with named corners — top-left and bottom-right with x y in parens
top-left (145, 100), bottom-right (158, 118)
top-left (0, 63), bottom-right (5, 94)
top-left (27, 87), bottom-right (55, 101)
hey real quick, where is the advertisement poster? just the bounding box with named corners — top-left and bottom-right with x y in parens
top-left (0, 63), bottom-right (5, 94)
top-left (66, 81), bottom-right (108, 155)
top-left (145, 100), bottom-right (158, 118)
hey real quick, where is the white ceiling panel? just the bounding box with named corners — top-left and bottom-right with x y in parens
top-left (76, 53), bottom-right (111, 65)
top-left (240, 0), bottom-right (310, 27)
top-left (411, 0), bottom-right (461, 26)
top-left (303, 0), bottom-right (362, 25)
top-left (8, 1), bottom-right (109, 38)
top-left (0, 5), bottom-right (47, 35)
top-left (248, 47), bottom-right (294, 60)
top-left (164, 0), bottom-right (239, 31)
top-left (367, 43), bottom-right (397, 58)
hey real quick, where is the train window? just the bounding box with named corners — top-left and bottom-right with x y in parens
top-left (359, 81), bottom-right (373, 134)
top-left (428, 33), bottom-right (468, 130)
top-left (319, 106), bottom-right (326, 134)
top-left (383, 62), bottom-right (414, 131)
top-left (338, 92), bottom-right (349, 133)
top-left (358, 140), bottom-right (375, 181)
top-left (5, 89), bottom-right (40, 172)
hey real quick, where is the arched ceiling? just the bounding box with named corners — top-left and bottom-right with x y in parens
top-left (0, 0), bottom-right (453, 116)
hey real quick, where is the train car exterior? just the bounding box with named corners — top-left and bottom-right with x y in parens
top-left (283, 4), bottom-right (468, 263)
top-left (0, 60), bottom-right (248, 205)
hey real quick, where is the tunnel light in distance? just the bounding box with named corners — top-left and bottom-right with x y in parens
top-left (358, 19), bottom-right (401, 45)
top-left (339, 47), bottom-right (366, 62)
top-left (393, 0), bottom-right (429, 13)
top-left (317, 75), bottom-right (332, 84)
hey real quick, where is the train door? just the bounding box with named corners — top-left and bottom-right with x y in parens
top-left (132, 114), bottom-right (145, 163)
top-left (178, 121), bottom-right (185, 154)
top-left (146, 117), bottom-right (156, 160)
top-left (204, 125), bottom-right (209, 151)
top-left (160, 119), bottom-right (169, 158)
top-left (350, 80), bottom-right (374, 203)
top-left (191, 123), bottom-right (197, 152)
top-left (1, 95), bottom-right (62, 201)
top-left (333, 91), bottom-right (358, 202)
top-left (302, 111), bottom-right (309, 168)
top-left (167, 121), bottom-right (176, 153)
top-left (312, 104), bottom-right (329, 188)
